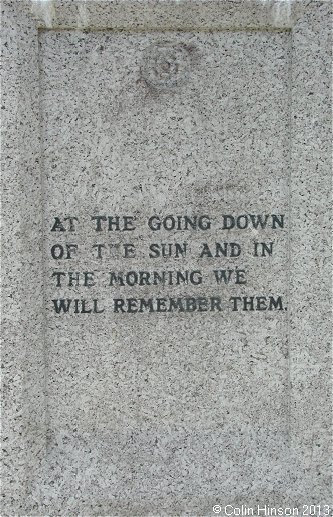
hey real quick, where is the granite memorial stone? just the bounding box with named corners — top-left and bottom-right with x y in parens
top-left (2, 0), bottom-right (332, 515)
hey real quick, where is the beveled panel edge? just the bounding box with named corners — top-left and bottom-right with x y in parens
top-left (29, 0), bottom-right (307, 31)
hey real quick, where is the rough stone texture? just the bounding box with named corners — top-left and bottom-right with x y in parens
top-left (1, 1), bottom-right (46, 514)
top-left (1, 1), bottom-right (332, 515)
top-left (289, 0), bottom-right (332, 505)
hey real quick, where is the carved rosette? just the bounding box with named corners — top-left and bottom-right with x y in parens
top-left (141, 42), bottom-right (191, 89)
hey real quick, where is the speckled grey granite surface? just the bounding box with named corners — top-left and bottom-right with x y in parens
top-left (2, 0), bottom-right (46, 514)
top-left (1, 1), bottom-right (332, 516)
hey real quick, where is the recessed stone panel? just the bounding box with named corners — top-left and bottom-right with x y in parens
top-left (41, 29), bottom-right (290, 436)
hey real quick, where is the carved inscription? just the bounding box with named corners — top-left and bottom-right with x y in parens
top-left (49, 213), bottom-right (287, 316)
